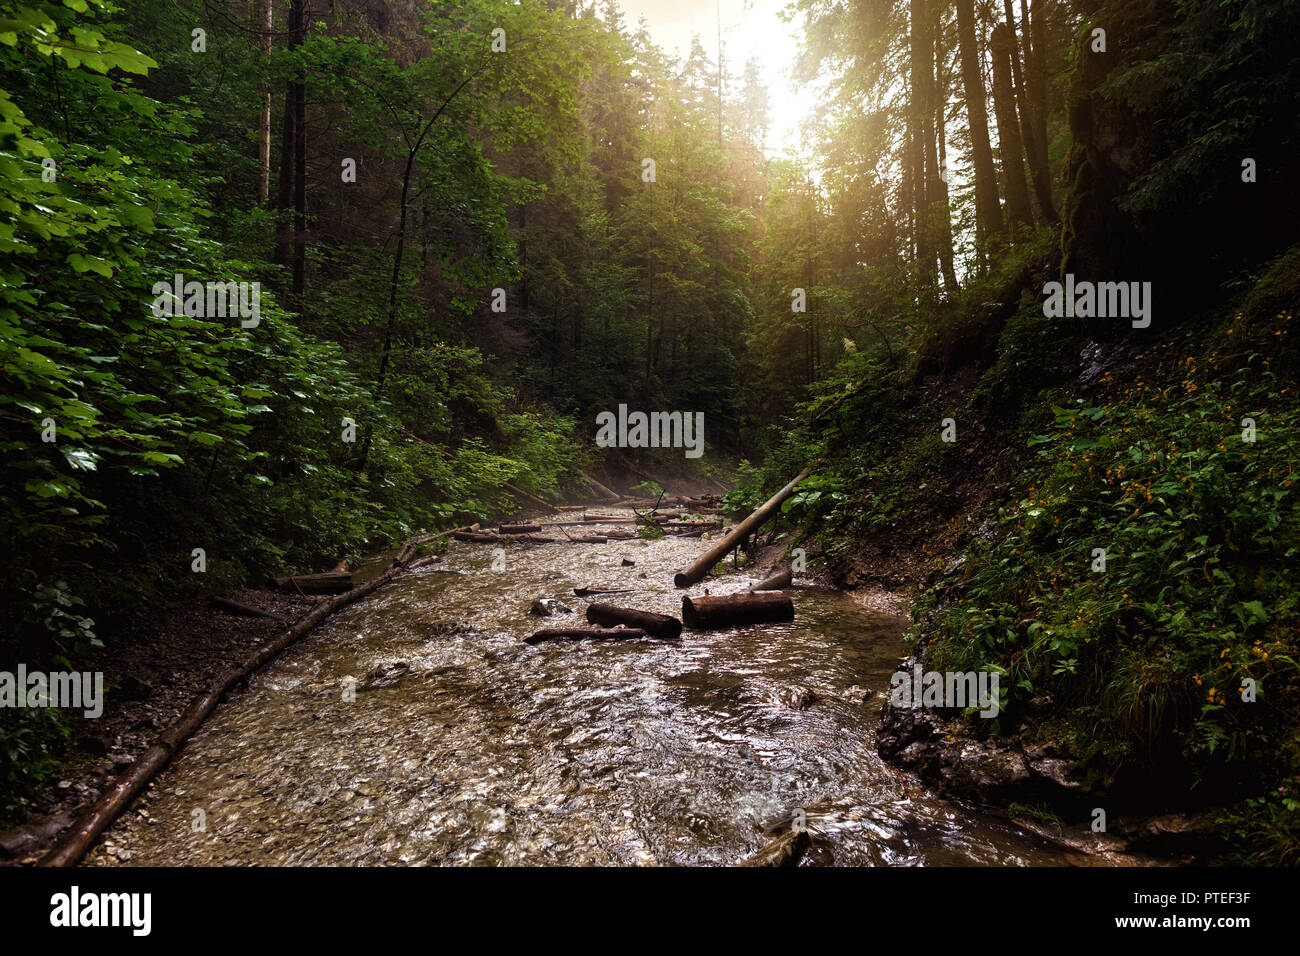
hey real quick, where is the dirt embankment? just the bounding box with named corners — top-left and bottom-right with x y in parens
top-left (1, 588), bottom-right (318, 864)
top-left (787, 358), bottom-right (1217, 863)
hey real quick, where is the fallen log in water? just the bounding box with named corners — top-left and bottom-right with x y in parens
top-left (273, 571), bottom-right (354, 594)
top-left (573, 587), bottom-right (638, 597)
top-left (454, 530), bottom-right (504, 543)
top-left (586, 603), bottom-right (682, 639)
top-left (751, 567), bottom-right (793, 592)
top-left (565, 535), bottom-right (609, 544)
top-left (583, 513), bottom-right (634, 523)
top-left (580, 472), bottom-right (622, 501)
top-left (454, 531), bottom-right (556, 545)
top-left (499, 523), bottom-right (542, 534)
top-left (681, 591), bottom-right (794, 629)
top-left (622, 495), bottom-right (721, 508)
top-left (40, 523), bottom-right (473, 868)
top-left (524, 627), bottom-right (648, 645)
top-left (674, 467), bottom-right (813, 588)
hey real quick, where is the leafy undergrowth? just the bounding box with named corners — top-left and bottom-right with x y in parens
top-left (735, 249), bottom-right (1300, 863)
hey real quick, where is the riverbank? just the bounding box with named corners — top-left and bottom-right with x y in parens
top-left (733, 530), bottom-right (1183, 864)
top-left (0, 587), bottom-right (318, 863)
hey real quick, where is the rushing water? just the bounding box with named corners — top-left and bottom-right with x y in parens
top-left (88, 514), bottom-right (1076, 866)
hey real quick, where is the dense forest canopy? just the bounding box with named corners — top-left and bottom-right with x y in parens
top-left (3, 0), bottom-right (1299, 862)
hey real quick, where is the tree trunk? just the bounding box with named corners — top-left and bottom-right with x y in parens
top-left (675, 466), bottom-right (813, 587)
top-left (39, 525), bottom-right (472, 867)
top-left (933, 19), bottom-right (959, 291)
top-left (751, 567), bottom-right (793, 591)
top-left (271, 0), bottom-right (298, 272)
top-left (291, 2), bottom-right (308, 300)
top-left (956, 0), bottom-right (1005, 256)
top-left (990, 21), bottom-right (1034, 230)
top-left (257, 0), bottom-right (272, 205)
top-left (1024, 0), bottom-right (1056, 220)
top-left (908, 0), bottom-right (934, 289)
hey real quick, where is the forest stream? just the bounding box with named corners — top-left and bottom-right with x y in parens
top-left (82, 510), bottom-right (1077, 867)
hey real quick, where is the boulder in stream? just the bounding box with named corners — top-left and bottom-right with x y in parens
top-left (776, 687), bottom-right (819, 710)
top-left (530, 598), bottom-right (574, 617)
top-left (359, 661), bottom-right (410, 690)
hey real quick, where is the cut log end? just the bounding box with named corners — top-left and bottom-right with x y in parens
top-left (682, 591), bottom-right (794, 629)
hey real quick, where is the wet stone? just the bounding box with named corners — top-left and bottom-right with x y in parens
top-left (529, 599), bottom-right (573, 617)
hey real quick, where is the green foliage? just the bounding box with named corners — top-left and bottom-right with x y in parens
top-left (1214, 782), bottom-right (1300, 866)
top-left (914, 307), bottom-right (1300, 801)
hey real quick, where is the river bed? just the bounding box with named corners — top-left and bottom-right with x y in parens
top-left (87, 517), bottom-right (1076, 866)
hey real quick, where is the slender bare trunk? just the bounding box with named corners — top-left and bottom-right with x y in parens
top-left (990, 21), bottom-right (1034, 230)
top-left (257, 0), bottom-right (272, 205)
top-left (956, 0), bottom-right (1005, 263)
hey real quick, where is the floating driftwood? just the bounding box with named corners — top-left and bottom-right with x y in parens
top-left (681, 591), bottom-right (794, 629)
top-left (674, 467), bottom-right (813, 588)
top-left (573, 587), bottom-right (638, 597)
top-left (499, 523), bottom-right (542, 534)
top-left (586, 603), bottom-right (682, 639)
top-left (524, 627), bottom-right (648, 645)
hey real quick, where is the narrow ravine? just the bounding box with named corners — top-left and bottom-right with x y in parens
top-left (86, 514), bottom-right (1077, 866)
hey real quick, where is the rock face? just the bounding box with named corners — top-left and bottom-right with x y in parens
top-left (877, 698), bottom-right (1083, 807)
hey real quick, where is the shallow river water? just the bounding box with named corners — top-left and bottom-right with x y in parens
top-left (88, 515), bottom-right (1076, 866)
